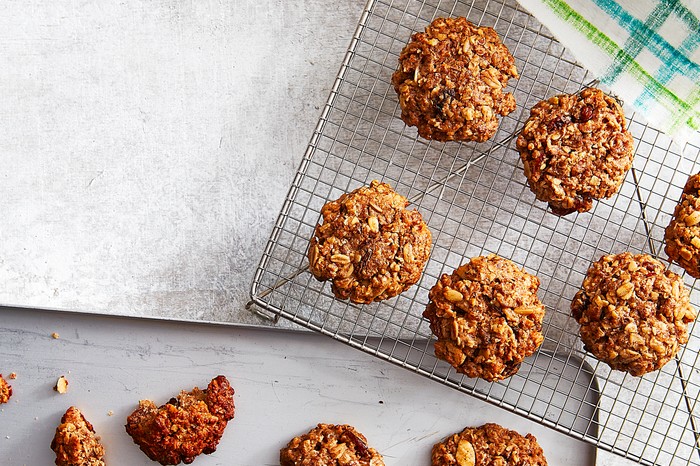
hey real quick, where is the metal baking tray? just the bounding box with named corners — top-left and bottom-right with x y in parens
top-left (249, 0), bottom-right (700, 464)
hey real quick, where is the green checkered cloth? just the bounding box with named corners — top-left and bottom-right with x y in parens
top-left (517, 0), bottom-right (700, 145)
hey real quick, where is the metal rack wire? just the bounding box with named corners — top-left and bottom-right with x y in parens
top-left (249, 0), bottom-right (700, 464)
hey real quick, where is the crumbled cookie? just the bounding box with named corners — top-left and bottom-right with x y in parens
top-left (51, 406), bottom-right (106, 466)
top-left (54, 375), bottom-right (69, 394)
top-left (665, 173), bottom-right (700, 278)
top-left (0, 374), bottom-right (12, 404)
top-left (392, 16), bottom-right (518, 142)
top-left (280, 423), bottom-right (385, 466)
top-left (125, 375), bottom-right (235, 465)
top-left (309, 180), bottom-right (432, 303)
top-left (571, 252), bottom-right (696, 376)
top-left (431, 423), bottom-right (548, 466)
top-left (423, 254), bottom-right (545, 381)
top-left (516, 88), bottom-right (634, 215)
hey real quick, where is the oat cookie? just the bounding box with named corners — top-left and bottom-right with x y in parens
top-left (516, 88), bottom-right (634, 215)
top-left (280, 423), bottom-right (385, 466)
top-left (51, 406), bottom-right (106, 466)
top-left (0, 374), bottom-right (11, 404)
top-left (571, 252), bottom-right (696, 376)
top-left (309, 180), bottom-right (432, 303)
top-left (423, 254), bottom-right (545, 381)
top-left (125, 375), bottom-right (235, 465)
top-left (432, 423), bottom-right (547, 466)
top-left (665, 173), bottom-right (700, 278)
top-left (392, 16), bottom-right (518, 142)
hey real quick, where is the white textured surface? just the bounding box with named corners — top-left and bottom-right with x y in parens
top-left (0, 0), bottom-right (359, 324)
top-left (0, 306), bottom-right (599, 465)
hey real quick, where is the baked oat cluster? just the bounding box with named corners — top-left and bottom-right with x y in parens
top-left (392, 16), bottom-right (518, 142)
top-left (50, 406), bottom-right (106, 466)
top-left (431, 423), bottom-right (548, 466)
top-left (665, 173), bottom-right (700, 278)
top-left (309, 180), bottom-right (432, 303)
top-left (516, 88), bottom-right (634, 215)
top-left (423, 254), bottom-right (545, 381)
top-left (125, 375), bottom-right (235, 465)
top-left (280, 423), bottom-right (385, 466)
top-left (0, 374), bottom-right (12, 404)
top-left (571, 252), bottom-right (696, 376)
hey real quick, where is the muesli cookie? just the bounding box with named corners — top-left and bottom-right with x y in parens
top-left (309, 180), bottom-right (432, 303)
top-left (125, 375), bottom-right (235, 465)
top-left (423, 254), bottom-right (545, 381)
top-left (516, 88), bottom-right (634, 215)
top-left (51, 406), bottom-right (106, 466)
top-left (431, 423), bottom-right (548, 466)
top-left (0, 374), bottom-right (11, 404)
top-left (665, 173), bottom-right (700, 278)
top-left (280, 423), bottom-right (385, 466)
top-left (392, 16), bottom-right (518, 142)
top-left (571, 252), bottom-right (696, 376)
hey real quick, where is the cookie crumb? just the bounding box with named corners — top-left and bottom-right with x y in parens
top-left (54, 376), bottom-right (69, 394)
top-left (51, 332), bottom-right (60, 339)
top-left (107, 410), bottom-right (114, 417)
top-left (0, 375), bottom-right (12, 404)
top-left (8, 373), bottom-right (16, 380)
top-left (51, 406), bottom-right (105, 466)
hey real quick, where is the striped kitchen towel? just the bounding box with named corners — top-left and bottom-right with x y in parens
top-left (517, 0), bottom-right (700, 145)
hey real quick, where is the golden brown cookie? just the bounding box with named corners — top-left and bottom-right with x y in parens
top-left (392, 16), bottom-right (518, 142)
top-left (516, 88), bottom-right (634, 215)
top-left (665, 173), bottom-right (700, 278)
top-left (431, 423), bottom-right (548, 466)
top-left (309, 180), bottom-right (432, 303)
top-left (423, 254), bottom-right (545, 381)
top-left (51, 406), bottom-right (106, 466)
top-left (571, 252), bottom-right (696, 376)
top-left (280, 423), bottom-right (385, 466)
top-left (0, 374), bottom-right (11, 404)
top-left (125, 375), bottom-right (235, 465)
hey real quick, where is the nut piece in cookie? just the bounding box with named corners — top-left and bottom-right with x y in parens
top-left (309, 180), bottom-right (432, 303)
top-left (50, 406), bottom-right (106, 466)
top-left (280, 423), bottom-right (385, 466)
top-left (125, 375), bottom-right (235, 465)
top-left (423, 254), bottom-right (545, 381)
top-left (392, 16), bottom-right (518, 142)
top-left (0, 374), bottom-right (12, 404)
top-left (516, 88), bottom-right (634, 215)
top-left (571, 252), bottom-right (696, 376)
top-left (665, 173), bottom-right (700, 278)
top-left (431, 423), bottom-right (548, 466)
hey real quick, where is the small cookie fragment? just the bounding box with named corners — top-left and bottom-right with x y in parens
top-left (392, 16), bottom-right (518, 142)
top-left (280, 423), bottom-right (385, 466)
top-left (571, 252), bottom-right (696, 376)
top-left (52, 332), bottom-right (60, 339)
top-left (125, 375), bottom-right (235, 465)
top-left (431, 423), bottom-right (548, 466)
top-left (0, 374), bottom-right (12, 404)
top-left (51, 406), bottom-right (106, 466)
top-left (516, 88), bottom-right (634, 215)
top-left (423, 254), bottom-right (545, 381)
top-left (665, 173), bottom-right (700, 277)
top-left (309, 180), bottom-right (432, 303)
top-left (54, 376), bottom-right (69, 394)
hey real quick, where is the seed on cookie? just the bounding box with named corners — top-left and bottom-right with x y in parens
top-left (309, 180), bottom-right (432, 303)
top-left (665, 173), bottom-right (700, 278)
top-left (571, 252), bottom-right (696, 376)
top-left (392, 17), bottom-right (518, 142)
top-left (280, 423), bottom-right (385, 466)
top-left (423, 254), bottom-right (545, 381)
top-left (431, 423), bottom-right (548, 466)
top-left (516, 88), bottom-right (634, 215)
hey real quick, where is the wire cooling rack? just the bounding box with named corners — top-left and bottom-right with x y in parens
top-left (249, 0), bottom-right (700, 464)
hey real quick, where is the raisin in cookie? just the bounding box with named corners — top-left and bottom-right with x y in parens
top-left (392, 16), bottom-right (518, 142)
top-left (125, 375), bottom-right (235, 465)
top-left (423, 254), bottom-right (545, 381)
top-left (571, 252), bottom-right (696, 376)
top-left (51, 406), bottom-right (106, 466)
top-left (665, 173), bottom-right (700, 278)
top-left (280, 423), bottom-right (385, 466)
top-left (516, 88), bottom-right (634, 215)
top-left (0, 374), bottom-right (11, 404)
top-left (309, 180), bottom-right (432, 303)
top-left (432, 423), bottom-right (548, 466)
